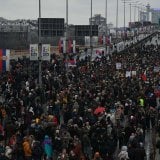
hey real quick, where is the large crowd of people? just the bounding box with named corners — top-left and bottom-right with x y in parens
top-left (0, 34), bottom-right (160, 160)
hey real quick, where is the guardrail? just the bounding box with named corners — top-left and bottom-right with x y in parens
top-left (118, 31), bottom-right (160, 54)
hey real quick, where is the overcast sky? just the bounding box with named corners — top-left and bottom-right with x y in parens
top-left (0, 0), bottom-right (159, 27)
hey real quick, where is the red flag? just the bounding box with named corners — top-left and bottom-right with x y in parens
top-left (141, 70), bottom-right (147, 81)
top-left (58, 39), bottom-right (63, 53)
top-left (68, 39), bottom-right (73, 53)
top-left (99, 36), bottom-right (103, 45)
top-left (106, 36), bottom-right (110, 45)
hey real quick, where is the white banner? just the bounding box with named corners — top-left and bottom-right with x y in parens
top-left (92, 36), bottom-right (98, 46)
top-left (103, 35), bottom-right (106, 45)
top-left (63, 39), bottom-right (66, 53)
top-left (30, 44), bottom-right (38, 61)
top-left (85, 36), bottom-right (90, 47)
top-left (126, 71), bottom-right (131, 77)
top-left (154, 66), bottom-right (160, 73)
top-left (6, 50), bottom-right (10, 71)
top-left (117, 42), bottom-right (124, 52)
top-left (116, 63), bottom-right (122, 70)
top-left (131, 71), bottom-right (136, 76)
top-left (42, 44), bottom-right (51, 61)
top-left (73, 40), bottom-right (76, 54)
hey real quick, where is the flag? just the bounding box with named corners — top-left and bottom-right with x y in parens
top-left (0, 49), bottom-right (10, 72)
top-left (99, 36), bottom-right (103, 45)
top-left (106, 36), bottom-right (110, 45)
top-left (73, 40), bottom-right (76, 54)
top-left (141, 70), bottom-right (147, 81)
top-left (68, 39), bottom-right (73, 53)
top-left (65, 59), bottom-right (76, 67)
top-left (63, 39), bottom-right (66, 53)
top-left (58, 39), bottom-right (63, 53)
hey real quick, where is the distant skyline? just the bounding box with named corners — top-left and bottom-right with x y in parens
top-left (0, 0), bottom-right (159, 27)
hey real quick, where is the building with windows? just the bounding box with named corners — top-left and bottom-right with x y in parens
top-left (89, 14), bottom-right (106, 26)
top-left (150, 8), bottom-right (160, 24)
top-left (139, 4), bottom-right (160, 25)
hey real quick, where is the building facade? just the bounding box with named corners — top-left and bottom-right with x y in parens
top-left (89, 14), bottom-right (106, 26)
top-left (151, 8), bottom-right (160, 24)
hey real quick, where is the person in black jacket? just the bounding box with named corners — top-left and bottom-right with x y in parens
top-left (134, 143), bottom-right (146, 160)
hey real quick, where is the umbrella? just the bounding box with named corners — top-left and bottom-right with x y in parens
top-left (94, 107), bottom-right (105, 115)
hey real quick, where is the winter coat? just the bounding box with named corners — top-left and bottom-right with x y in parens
top-left (5, 146), bottom-right (12, 159)
top-left (134, 147), bottom-right (146, 160)
top-left (118, 146), bottom-right (129, 160)
top-left (43, 135), bottom-right (53, 158)
top-left (23, 140), bottom-right (32, 157)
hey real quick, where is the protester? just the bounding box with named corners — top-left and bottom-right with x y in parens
top-left (0, 33), bottom-right (159, 160)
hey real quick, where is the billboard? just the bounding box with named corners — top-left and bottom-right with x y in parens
top-left (38, 18), bottom-right (64, 37)
top-left (75, 25), bottom-right (98, 37)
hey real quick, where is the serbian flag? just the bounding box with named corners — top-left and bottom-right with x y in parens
top-left (0, 49), bottom-right (10, 72)
top-left (141, 70), bottom-right (147, 81)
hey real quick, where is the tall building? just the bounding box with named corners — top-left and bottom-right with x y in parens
top-left (139, 4), bottom-right (160, 25)
top-left (150, 8), bottom-right (160, 24)
top-left (89, 14), bottom-right (106, 26)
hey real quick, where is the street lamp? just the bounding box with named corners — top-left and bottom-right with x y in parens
top-left (65, 0), bottom-right (69, 72)
top-left (105, 0), bottom-right (108, 55)
top-left (128, 1), bottom-right (139, 23)
top-left (90, 0), bottom-right (93, 61)
top-left (137, 3), bottom-right (143, 21)
top-left (127, 1), bottom-right (139, 22)
top-left (116, 0), bottom-right (119, 38)
top-left (38, 0), bottom-right (42, 88)
top-left (121, 0), bottom-right (131, 43)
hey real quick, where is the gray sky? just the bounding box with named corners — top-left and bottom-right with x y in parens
top-left (0, 0), bottom-right (159, 27)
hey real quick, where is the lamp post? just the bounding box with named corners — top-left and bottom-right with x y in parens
top-left (121, 0), bottom-right (130, 43)
top-left (38, 0), bottom-right (42, 88)
top-left (116, 0), bottom-right (119, 38)
top-left (134, 4), bottom-right (136, 22)
top-left (121, 0), bottom-right (132, 45)
top-left (90, 0), bottom-right (93, 61)
top-left (133, 3), bottom-right (139, 22)
top-left (105, 0), bottom-right (108, 55)
top-left (137, 3), bottom-right (143, 21)
top-left (129, 3), bottom-right (132, 23)
top-left (66, 0), bottom-right (68, 26)
top-left (65, 0), bottom-right (69, 71)
top-left (127, 1), bottom-right (139, 23)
